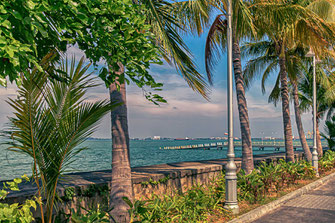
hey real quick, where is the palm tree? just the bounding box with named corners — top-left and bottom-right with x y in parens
top-left (249, 0), bottom-right (335, 162)
top-left (6, 57), bottom-right (114, 223)
top-left (299, 65), bottom-right (335, 157)
top-left (243, 42), bottom-right (313, 161)
top-left (109, 1), bottom-right (212, 221)
top-left (204, 0), bottom-right (256, 174)
top-left (323, 115), bottom-right (335, 150)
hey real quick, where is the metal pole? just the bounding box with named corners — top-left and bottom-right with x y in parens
top-left (312, 55), bottom-right (319, 176)
top-left (224, 0), bottom-right (239, 214)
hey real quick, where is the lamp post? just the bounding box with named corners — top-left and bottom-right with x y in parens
top-left (306, 49), bottom-right (319, 176)
top-left (224, 0), bottom-right (239, 214)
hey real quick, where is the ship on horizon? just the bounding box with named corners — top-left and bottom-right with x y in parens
top-left (174, 137), bottom-right (190, 141)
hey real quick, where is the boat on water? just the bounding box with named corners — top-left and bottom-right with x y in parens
top-left (174, 137), bottom-right (189, 141)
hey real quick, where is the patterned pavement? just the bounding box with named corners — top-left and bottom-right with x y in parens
top-left (252, 177), bottom-right (335, 223)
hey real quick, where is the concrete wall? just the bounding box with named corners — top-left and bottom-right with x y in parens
top-left (2, 151), bottom-right (305, 218)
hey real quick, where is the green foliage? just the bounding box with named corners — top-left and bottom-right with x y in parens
top-left (79, 184), bottom-right (109, 198)
top-left (140, 176), bottom-right (170, 187)
top-left (126, 175), bottom-right (230, 222)
top-left (0, 176), bottom-right (40, 223)
top-left (323, 116), bottom-right (335, 150)
top-left (5, 57), bottom-right (116, 221)
top-left (62, 187), bottom-right (76, 202)
top-left (70, 205), bottom-right (111, 223)
top-left (0, 0), bottom-right (66, 82)
top-left (319, 150), bottom-right (335, 174)
top-left (238, 159), bottom-right (316, 203)
top-left (75, 0), bottom-right (163, 90)
top-left (0, 0), bottom-right (167, 103)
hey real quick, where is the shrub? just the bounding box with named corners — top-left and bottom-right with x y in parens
top-left (125, 175), bottom-right (230, 223)
top-left (0, 176), bottom-right (40, 223)
top-left (237, 159), bottom-right (316, 203)
top-left (319, 150), bottom-right (335, 174)
top-left (70, 205), bottom-right (111, 223)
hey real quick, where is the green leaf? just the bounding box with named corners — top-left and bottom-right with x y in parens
top-left (0, 20), bottom-right (11, 29)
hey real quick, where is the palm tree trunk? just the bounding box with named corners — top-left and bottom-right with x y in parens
top-left (109, 65), bottom-right (132, 222)
top-left (316, 118), bottom-right (323, 157)
top-left (292, 82), bottom-right (312, 161)
top-left (232, 35), bottom-right (254, 174)
top-left (277, 45), bottom-right (295, 162)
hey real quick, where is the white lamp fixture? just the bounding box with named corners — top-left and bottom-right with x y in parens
top-left (305, 48), bottom-right (315, 58)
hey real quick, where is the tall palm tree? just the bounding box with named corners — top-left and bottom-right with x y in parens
top-left (249, 0), bottom-right (335, 162)
top-left (299, 65), bottom-right (335, 157)
top-left (243, 42), bottom-right (313, 161)
top-left (109, 0), bottom-right (212, 221)
top-left (204, 0), bottom-right (256, 174)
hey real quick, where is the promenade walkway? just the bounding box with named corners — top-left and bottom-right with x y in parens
top-left (252, 175), bottom-right (335, 223)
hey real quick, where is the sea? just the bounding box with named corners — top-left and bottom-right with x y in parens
top-left (0, 138), bottom-right (311, 181)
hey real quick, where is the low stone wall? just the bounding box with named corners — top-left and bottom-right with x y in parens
top-left (2, 151), bottom-right (305, 217)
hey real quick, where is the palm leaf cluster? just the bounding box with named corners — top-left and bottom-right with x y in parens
top-left (5, 57), bottom-right (115, 222)
top-left (143, 0), bottom-right (212, 99)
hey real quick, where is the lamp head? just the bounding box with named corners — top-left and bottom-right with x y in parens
top-left (305, 48), bottom-right (315, 58)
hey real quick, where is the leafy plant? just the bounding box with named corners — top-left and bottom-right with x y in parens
top-left (70, 205), bottom-right (111, 223)
top-left (319, 150), bottom-right (335, 174)
top-left (323, 116), bottom-right (335, 151)
top-left (238, 169), bottom-right (264, 203)
top-left (5, 57), bottom-right (116, 223)
top-left (0, 176), bottom-right (40, 223)
top-left (238, 158), bottom-right (317, 203)
top-left (125, 179), bottom-right (229, 222)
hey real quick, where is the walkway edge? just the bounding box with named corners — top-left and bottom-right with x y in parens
top-left (228, 171), bottom-right (335, 223)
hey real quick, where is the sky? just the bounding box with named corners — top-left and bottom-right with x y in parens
top-left (0, 33), bottom-right (318, 139)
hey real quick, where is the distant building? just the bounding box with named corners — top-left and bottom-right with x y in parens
top-left (152, 136), bottom-right (161, 140)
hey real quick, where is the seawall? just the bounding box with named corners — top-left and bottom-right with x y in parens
top-left (3, 151), bottom-right (305, 217)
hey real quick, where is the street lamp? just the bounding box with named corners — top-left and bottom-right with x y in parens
top-left (305, 48), bottom-right (319, 176)
top-left (224, 0), bottom-right (239, 214)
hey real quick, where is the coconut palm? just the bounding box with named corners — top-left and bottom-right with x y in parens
top-left (243, 42), bottom-right (313, 161)
top-left (109, 0), bottom-right (212, 221)
top-left (248, 0), bottom-right (335, 162)
top-left (204, 0), bottom-right (256, 174)
top-left (323, 115), bottom-right (335, 150)
top-left (5, 57), bottom-right (114, 223)
top-left (299, 65), bottom-right (335, 157)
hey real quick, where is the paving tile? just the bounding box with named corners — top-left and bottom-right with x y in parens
top-left (253, 206), bottom-right (335, 223)
top-left (285, 195), bottom-right (335, 211)
top-left (252, 177), bottom-right (335, 223)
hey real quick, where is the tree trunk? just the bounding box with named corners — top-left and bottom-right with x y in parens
top-left (292, 82), bottom-right (312, 161)
top-left (277, 44), bottom-right (295, 162)
top-left (109, 64), bottom-right (132, 223)
top-left (232, 35), bottom-right (254, 174)
top-left (316, 118), bottom-right (323, 157)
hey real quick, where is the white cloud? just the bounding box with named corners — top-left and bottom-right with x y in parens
top-left (0, 45), bottom-right (318, 139)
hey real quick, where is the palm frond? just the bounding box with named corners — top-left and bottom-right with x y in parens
top-left (142, 0), bottom-right (210, 99)
top-left (169, 0), bottom-right (213, 35)
top-left (205, 15), bottom-right (226, 85)
top-left (268, 74), bottom-right (281, 106)
top-left (5, 57), bottom-right (116, 221)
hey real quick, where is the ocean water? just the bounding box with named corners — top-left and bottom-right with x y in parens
top-left (0, 139), bottom-right (305, 181)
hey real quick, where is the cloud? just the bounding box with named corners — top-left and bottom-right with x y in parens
top-left (0, 45), bottom-right (318, 139)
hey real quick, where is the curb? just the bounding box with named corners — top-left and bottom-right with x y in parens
top-left (228, 171), bottom-right (335, 223)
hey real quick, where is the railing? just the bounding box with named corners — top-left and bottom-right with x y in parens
top-left (160, 140), bottom-right (327, 150)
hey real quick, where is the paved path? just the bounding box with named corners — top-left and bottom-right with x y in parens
top-left (252, 176), bottom-right (335, 223)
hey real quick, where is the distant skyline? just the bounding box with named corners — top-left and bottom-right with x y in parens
top-left (0, 33), bottom-right (319, 139)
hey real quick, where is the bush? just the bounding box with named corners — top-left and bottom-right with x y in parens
top-left (70, 205), bottom-right (111, 223)
top-left (126, 174), bottom-right (230, 222)
top-left (319, 150), bottom-right (335, 174)
top-left (237, 159), bottom-right (316, 203)
top-left (0, 176), bottom-right (40, 223)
